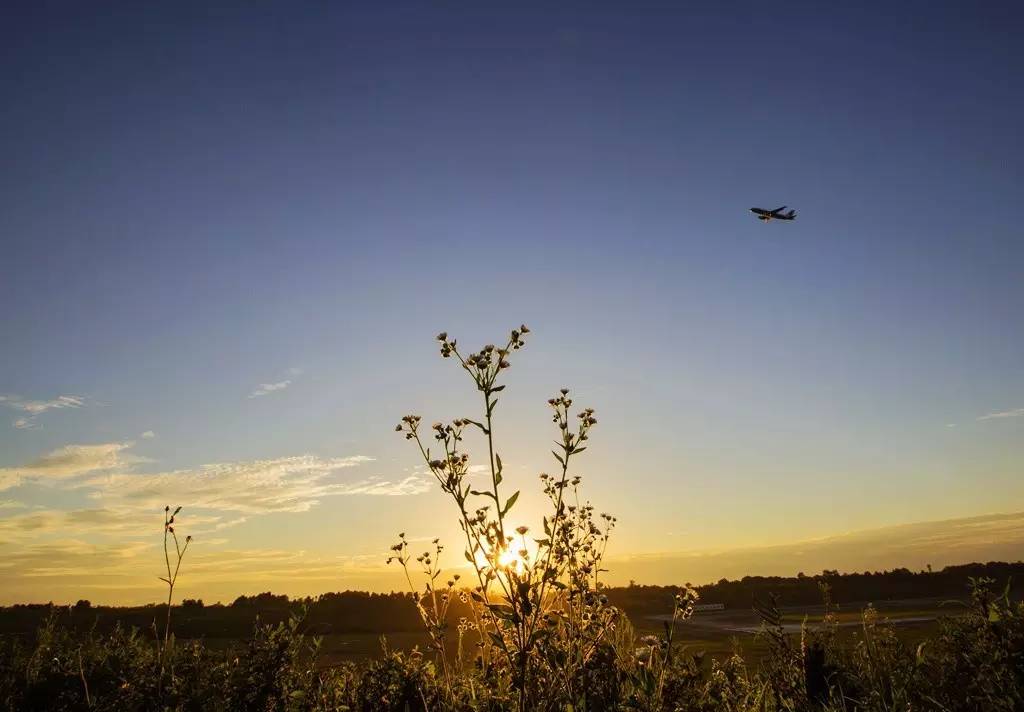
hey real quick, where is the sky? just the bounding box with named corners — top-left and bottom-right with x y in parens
top-left (1, 1), bottom-right (1022, 604)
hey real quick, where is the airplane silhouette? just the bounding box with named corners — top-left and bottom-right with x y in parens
top-left (750, 206), bottom-right (796, 222)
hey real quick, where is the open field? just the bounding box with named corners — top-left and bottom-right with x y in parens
top-left (203, 596), bottom-right (958, 668)
top-left (0, 596), bottom-right (956, 669)
top-left (645, 596), bottom-right (950, 633)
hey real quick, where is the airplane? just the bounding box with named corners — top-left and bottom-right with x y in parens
top-left (750, 206), bottom-right (796, 222)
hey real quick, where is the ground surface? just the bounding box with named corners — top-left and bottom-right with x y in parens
top-left (306, 597), bottom-right (953, 667)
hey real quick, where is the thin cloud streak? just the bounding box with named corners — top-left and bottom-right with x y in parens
top-left (249, 380), bottom-right (292, 398)
top-left (0, 441), bottom-right (143, 491)
top-left (79, 454), bottom-right (426, 513)
top-left (0, 394), bottom-right (85, 429)
top-left (248, 368), bottom-right (303, 398)
top-left (2, 439), bottom-right (426, 510)
top-left (977, 408), bottom-right (1024, 421)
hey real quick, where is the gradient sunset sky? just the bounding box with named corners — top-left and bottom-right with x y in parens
top-left (1, 2), bottom-right (1022, 604)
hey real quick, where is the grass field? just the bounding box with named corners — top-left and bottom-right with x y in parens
top-left (261, 596), bottom-right (957, 669)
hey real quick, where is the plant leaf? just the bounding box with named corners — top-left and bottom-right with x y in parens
top-left (503, 490), bottom-right (520, 515)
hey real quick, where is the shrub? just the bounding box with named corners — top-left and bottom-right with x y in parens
top-left (390, 326), bottom-right (656, 710)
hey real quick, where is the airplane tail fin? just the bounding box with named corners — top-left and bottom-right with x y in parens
top-left (786, 209), bottom-right (796, 218)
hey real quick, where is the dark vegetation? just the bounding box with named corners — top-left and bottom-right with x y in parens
top-left (4, 562), bottom-right (1023, 640)
top-left (3, 327), bottom-right (1022, 710)
top-left (610, 561), bottom-right (1024, 619)
top-left (2, 575), bottom-right (1023, 711)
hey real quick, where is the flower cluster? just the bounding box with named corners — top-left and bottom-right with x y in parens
top-left (386, 533), bottom-right (461, 684)
top-left (435, 325), bottom-right (529, 393)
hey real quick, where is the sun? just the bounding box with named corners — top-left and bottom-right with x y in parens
top-left (473, 542), bottom-right (529, 574)
top-left (498, 549), bottom-right (522, 570)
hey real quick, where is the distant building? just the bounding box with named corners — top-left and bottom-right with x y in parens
top-left (693, 603), bottom-right (725, 612)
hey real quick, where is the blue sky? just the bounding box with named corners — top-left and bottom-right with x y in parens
top-left (1, 1), bottom-right (1022, 602)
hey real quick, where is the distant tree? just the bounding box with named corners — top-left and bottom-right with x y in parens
top-left (74, 599), bottom-right (91, 610)
top-left (181, 598), bottom-right (204, 609)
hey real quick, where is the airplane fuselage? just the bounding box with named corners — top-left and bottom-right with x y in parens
top-left (750, 207), bottom-right (795, 221)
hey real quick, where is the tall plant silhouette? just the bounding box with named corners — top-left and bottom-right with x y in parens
top-left (392, 326), bottom-right (621, 709)
top-left (159, 506), bottom-right (191, 668)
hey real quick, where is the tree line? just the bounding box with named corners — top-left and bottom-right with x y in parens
top-left (3, 561), bottom-right (1021, 639)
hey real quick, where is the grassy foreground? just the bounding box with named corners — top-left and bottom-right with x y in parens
top-left (1, 579), bottom-right (1022, 711)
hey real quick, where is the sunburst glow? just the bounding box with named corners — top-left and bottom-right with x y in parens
top-left (498, 548), bottom-right (524, 571)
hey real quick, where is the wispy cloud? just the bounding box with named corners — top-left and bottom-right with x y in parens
top-left (80, 454), bottom-right (427, 513)
top-left (2, 395), bottom-right (85, 415)
top-left (977, 408), bottom-right (1024, 421)
top-left (140, 430), bottom-right (156, 439)
top-left (0, 442), bottom-right (141, 485)
top-left (0, 394), bottom-right (85, 429)
top-left (248, 367), bottom-right (304, 398)
top-left (0, 506), bottom-right (231, 542)
top-left (0, 441), bottom-right (144, 491)
top-left (249, 380), bottom-right (292, 398)
top-left (0, 438), bottom-right (427, 602)
top-left (2, 439), bottom-right (426, 512)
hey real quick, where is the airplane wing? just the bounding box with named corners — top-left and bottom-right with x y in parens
top-left (772, 205), bottom-right (787, 214)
